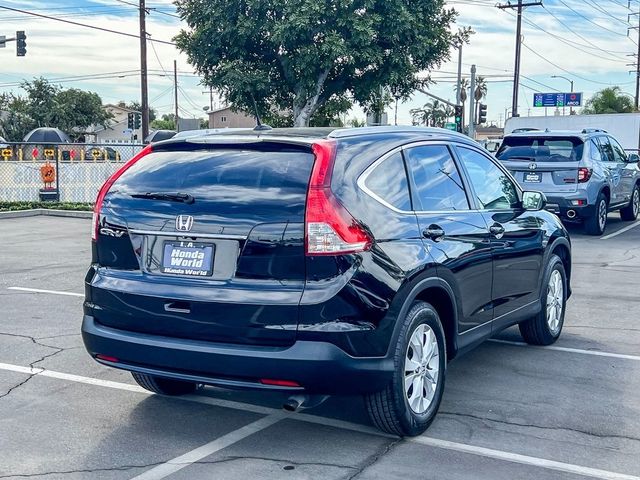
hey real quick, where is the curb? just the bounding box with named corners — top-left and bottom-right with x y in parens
top-left (0, 209), bottom-right (93, 220)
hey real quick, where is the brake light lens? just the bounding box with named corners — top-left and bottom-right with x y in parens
top-left (92, 145), bottom-right (153, 240)
top-left (260, 378), bottom-right (301, 387)
top-left (578, 167), bottom-right (592, 183)
top-left (305, 141), bottom-right (372, 255)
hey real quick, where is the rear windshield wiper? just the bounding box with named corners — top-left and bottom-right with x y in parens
top-left (131, 192), bottom-right (195, 204)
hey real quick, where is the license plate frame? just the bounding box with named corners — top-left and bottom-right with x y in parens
top-left (524, 172), bottom-right (542, 183)
top-left (161, 241), bottom-right (215, 277)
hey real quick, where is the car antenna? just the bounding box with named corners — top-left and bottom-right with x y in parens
top-left (250, 93), bottom-right (272, 132)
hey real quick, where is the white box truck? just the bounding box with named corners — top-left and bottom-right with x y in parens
top-left (504, 113), bottom-right (640, 151)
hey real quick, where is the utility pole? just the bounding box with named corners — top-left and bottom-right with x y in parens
top-left (139, 0), bottom-right (150, 140)
top-left (456, 43), bottom-right (463, 105)
top-left (174, 59), bottom-right (179, 132)
top-left (498, 0), bottom-right (543, 118)
top-left (469, 65), bottom-right (476, 140)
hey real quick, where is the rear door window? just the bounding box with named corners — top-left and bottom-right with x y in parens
top-left (590, 140), bottom-right (603, 162)
top-left (598, 137), bottom-right (615, 162)
top-left (404, 145), bottom-right (469, 211)
top-left (363, 151), bottom-right (412, 211)
top-left (609, 137), bottom-right (627, 163)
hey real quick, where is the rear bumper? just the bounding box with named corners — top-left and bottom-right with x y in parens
top-left (81, 315), bottom-right (394, 395)
top-left (545, 196), bottom-right (595, 221)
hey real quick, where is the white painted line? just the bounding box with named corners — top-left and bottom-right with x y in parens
top-left (130, 413), bottom-right (286, 480)
top-left (601, 220), bottom-right (640, 240)
top-left (7, 287), bottom-right (83, 297)
top-left (489, 339), bottom-right (640, 362)
top-left (2, 362), bottom-right (638, 480)
top-left (413, 436), bottom-right (640, 480)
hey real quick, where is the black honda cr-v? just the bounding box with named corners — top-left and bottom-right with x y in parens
top-left (82, 127), bottom-right (572, 436)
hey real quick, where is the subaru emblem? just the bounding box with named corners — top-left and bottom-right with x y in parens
top-left (175, 215), bottom-right (194, 232)
top-left (529, 163), bottom-right (537, 171)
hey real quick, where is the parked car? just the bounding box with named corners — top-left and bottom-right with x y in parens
top-left (82, 126), bottom-right (572, 436)
top-left (497, 129), bottom-right (640, 235)
top-left (0, 136), bottom-right (8, 149)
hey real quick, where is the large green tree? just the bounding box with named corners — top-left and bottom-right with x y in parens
top-left (583, 87), bottom-right (635, 114)
top-left (174, 0), bottom-right (464, 127)
top-left (0, 78), bottom-right (112, 141)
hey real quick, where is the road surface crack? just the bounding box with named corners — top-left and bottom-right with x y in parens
top-left (346, 437), bottom-right (402, 479)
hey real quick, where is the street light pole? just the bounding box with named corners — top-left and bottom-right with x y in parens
top-left (552, 75), bottom-right (575, 115)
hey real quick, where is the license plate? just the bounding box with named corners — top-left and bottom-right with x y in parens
top-left (161, 241), bottom-right (214, 277)
top-left (524, 172), bottom-right (542, 183)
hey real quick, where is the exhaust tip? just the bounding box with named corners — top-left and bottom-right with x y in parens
top-left (282, 400), bottom-right (300, 412)
top-left (567, 210), bottom-right (577, 219)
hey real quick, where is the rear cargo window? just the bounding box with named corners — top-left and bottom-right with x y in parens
top-left (111, 149), bottom-right (315, 201)
top-left (364, 151), bottom-right (412, 211)
top-left (497, 137), bottom-right (584, 162)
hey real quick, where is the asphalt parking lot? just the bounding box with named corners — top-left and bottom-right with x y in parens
top-left (1, 215), bottom-right (639, 480)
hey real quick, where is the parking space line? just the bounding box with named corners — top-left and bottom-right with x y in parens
top-left (489, 339), bottom-right (640, 362)
top-left (7, 287), bottom-right (83, 297)
top-left (413, 436), bottom-right (640, 480)
top-left (130, 413), bottom-right (287, 480)
top-left (1, 361), bottom-right (637, 479)
top-left (601, 220), bottom-right (640, 240)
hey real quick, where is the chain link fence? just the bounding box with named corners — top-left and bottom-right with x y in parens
top-left (0, 142), bottom-right (145, 203)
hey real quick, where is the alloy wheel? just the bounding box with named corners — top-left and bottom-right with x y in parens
top-left (633, 189), bottom-right (639, 217)
top-left (598, 199), bottom-right (607, 232)
top-left (404, 324), bottom-right (440, 414)
top-left (546, 270), bottom-right (564, 335)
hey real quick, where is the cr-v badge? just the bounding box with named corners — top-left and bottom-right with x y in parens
top-left (176, 215), bottom-right (194, 232)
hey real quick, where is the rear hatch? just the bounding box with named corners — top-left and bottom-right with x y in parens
top-left (88, 140), bottom-right (315, 347)
top-left (497, 136), bottom-right (584, 194)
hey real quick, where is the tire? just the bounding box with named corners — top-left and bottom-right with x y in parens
top-left (620, 184), bottom-right (640, 221)
top-left (131, 372), bottom-right (198, 396)
top-left (365, 301), bottom-right (446, 437)
top-left (584, 193), bottom-right (608, 236)
top-left (519, 254), bottom-right (567, 346)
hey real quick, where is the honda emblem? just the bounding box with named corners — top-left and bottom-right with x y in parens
top-left (529, 163), bottom-right (538, 171)
top-left (175, 215), bottom-right (194, 232)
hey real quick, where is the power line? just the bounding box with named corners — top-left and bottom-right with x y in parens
top-left (0, 5), bottom-right (176, 46)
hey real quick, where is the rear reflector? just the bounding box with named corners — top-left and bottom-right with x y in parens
top-left (96, 355), bottom-right (119, 363)
top-left (260, 379), bottom-right (301, 387)
top-left (92, 144), bottom-right (153, 241)
top-left (305, 141), bottom-right (372, 255)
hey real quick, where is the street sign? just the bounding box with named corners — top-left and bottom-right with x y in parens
top-left (445, 122), bottom-right (457, 131)
top-left (534, 92), bottom-right (582, 108)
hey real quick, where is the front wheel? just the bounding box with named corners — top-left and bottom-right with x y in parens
top-left (519, 254), bottom-right (567, 346)
top-left (365, 301), bottom-right (446, 437)
top-left (620, 184), bottom-right (640, 221)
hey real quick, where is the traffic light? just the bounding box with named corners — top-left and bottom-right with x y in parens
top-left (454, 105), bottom-right (463, 133)
top-left (134, 113), bottom-right (141, 130)
top-left (127, 112), bottom-right (134, 130)
top-left (16, 31), bottom-right (26, 57)
top-left (478, 104), bottom-right (487, 125)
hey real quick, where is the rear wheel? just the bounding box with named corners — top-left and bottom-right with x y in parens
top-left (131, 372), bottom-right (198, 395)
top-left (519, 254), bottom-right (567, 346)
top-left (620, 184), bottom-right (640, 221)
top-left (584, 193), bottom-right (608, 236)
top-left (365, 301), bottom-right (446, 437)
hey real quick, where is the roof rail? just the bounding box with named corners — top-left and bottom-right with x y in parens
top-left (581, 128), bottom-right (607, 134)
top-left (511, 128), bottom-right (540, 133)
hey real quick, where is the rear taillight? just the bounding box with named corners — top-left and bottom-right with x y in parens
top-left (578, 167), bottom-right (592, 183)
top-left (305, 141), bottom-right (372, 256)
top-left (92, 144), bottom-right (153, 241)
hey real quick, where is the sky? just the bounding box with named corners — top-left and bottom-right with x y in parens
top-left (0, 0), bottom-right (639, 127)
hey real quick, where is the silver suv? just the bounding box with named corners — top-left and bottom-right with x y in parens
top-left (497, 129), bottom-right (640, 235)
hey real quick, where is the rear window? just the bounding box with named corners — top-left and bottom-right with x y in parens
top-left (497, 136), bottom-right (584, 162)
top-left (111, 148), bottom-right (315, 201)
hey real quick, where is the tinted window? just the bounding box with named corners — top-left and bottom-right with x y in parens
top-left (598, 137), bottom-right (615, 162)
top-left (404, 145), bottom-right (469, 211)
top-left (364, 151), bottom-right (412, 211)
top-left (609, 137), bottom-right (627, 162)
top-left (497, 136), bottom-right (584, 162)
top-left (112, 149), bottom-right (314, 206)
top-left (457, 147), bottom-right (520, 210)
top-left (590, 140), bottom-right (602, 162)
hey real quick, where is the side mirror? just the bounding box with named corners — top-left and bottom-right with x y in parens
top-left (628, 153), bottom-right (640, 167)
top-left (522, 191), bottom-right (547, 211)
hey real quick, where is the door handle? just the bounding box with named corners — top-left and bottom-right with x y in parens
top-left (423, 225), bottom-right (446, 242)
top-left (489, 223), bottom-right (505, 239)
